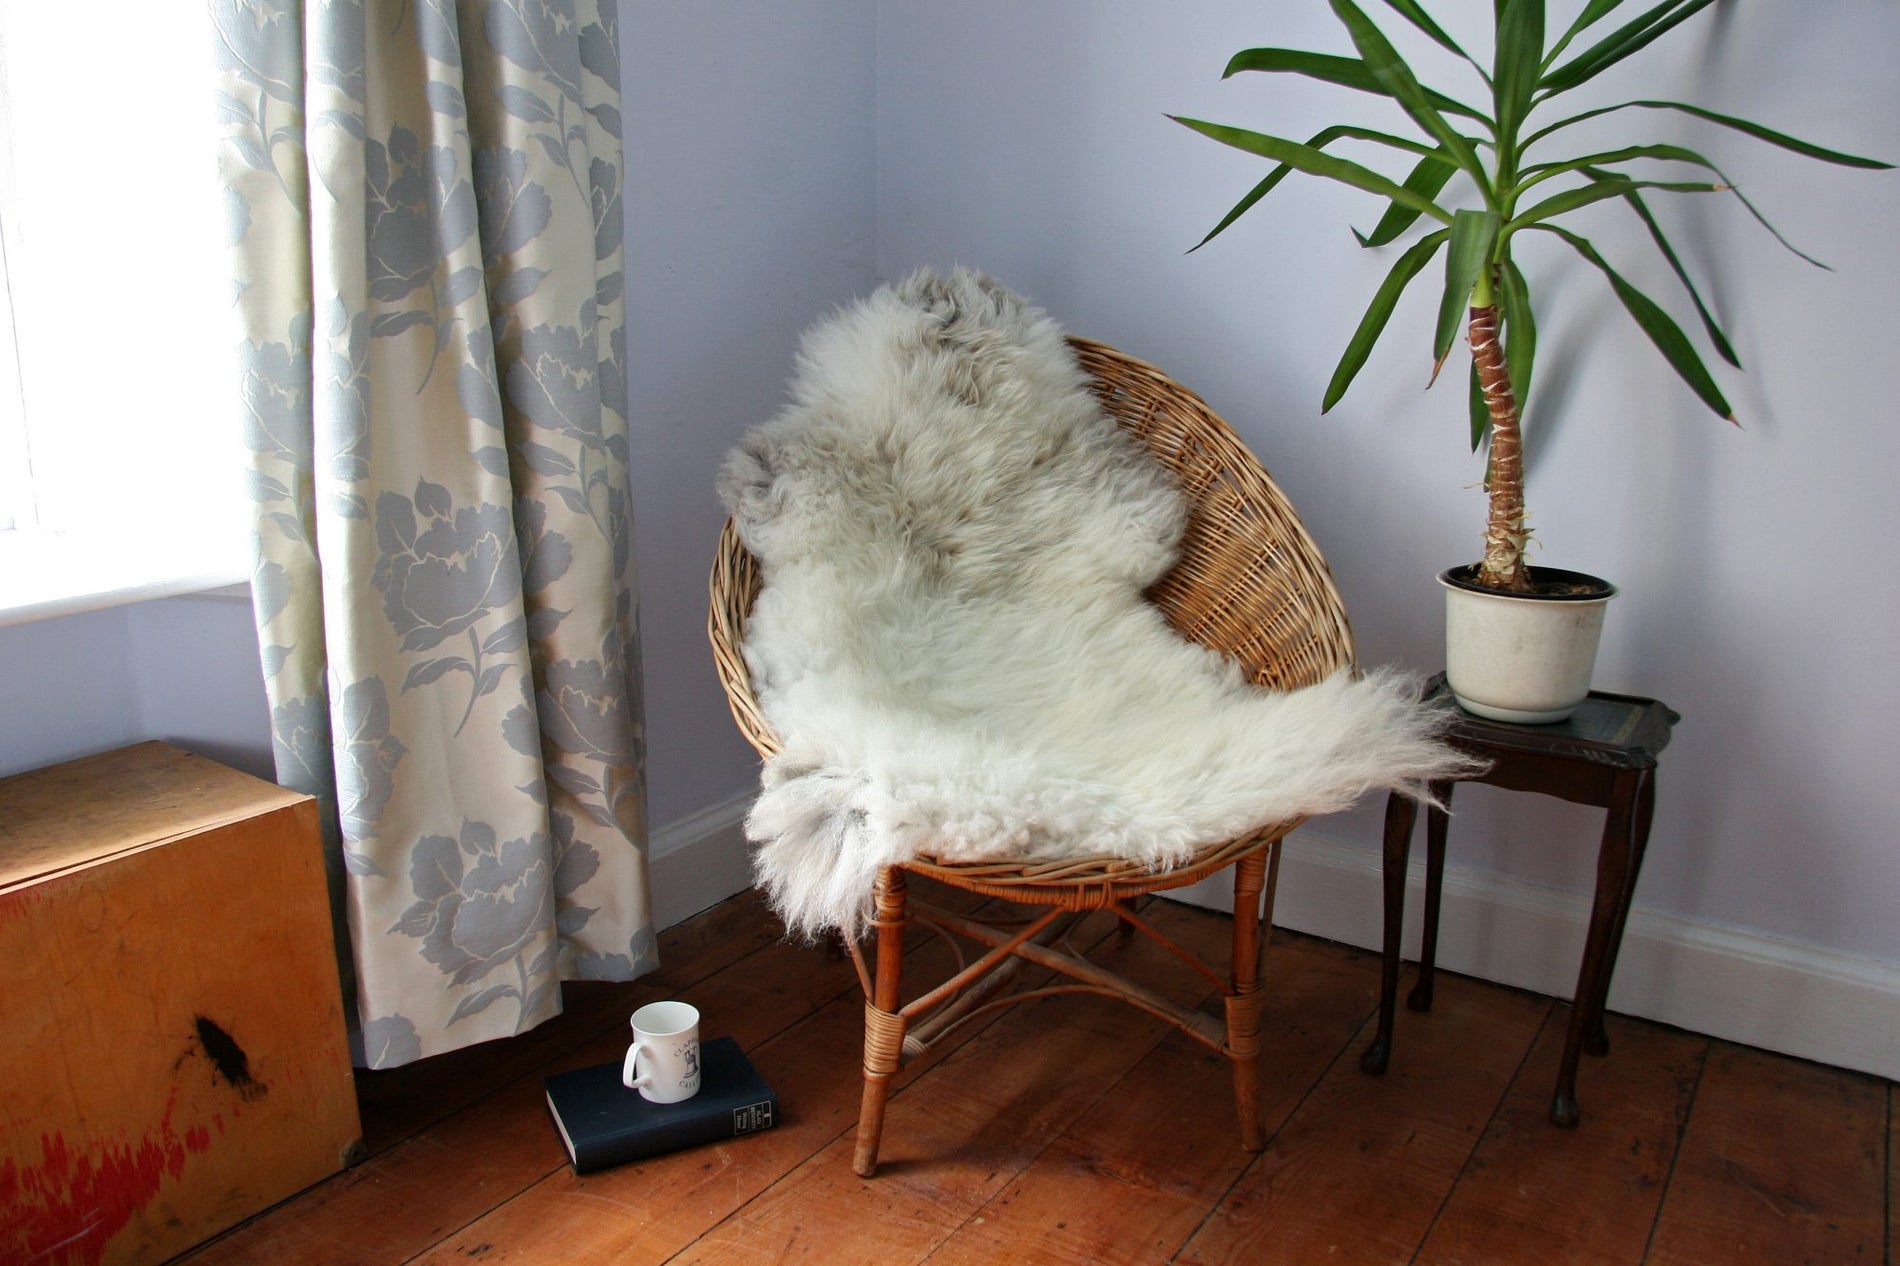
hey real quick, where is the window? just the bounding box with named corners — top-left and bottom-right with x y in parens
top-left (0, 225), bottom-right (29, 533)
top-left (0, 3), bottom-right (247, 624)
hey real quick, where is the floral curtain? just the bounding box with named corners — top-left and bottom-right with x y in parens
top-left (213, 0), bottom-right (654, 1068)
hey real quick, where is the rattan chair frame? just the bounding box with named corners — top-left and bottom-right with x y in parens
top-left (708, 336), bottom-right (1358, 1177)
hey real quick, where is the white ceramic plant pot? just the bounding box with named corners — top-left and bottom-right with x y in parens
top-left (1440, 565), bottom-right (1617, 724)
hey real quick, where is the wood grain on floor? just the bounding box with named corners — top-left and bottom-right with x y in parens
top-left (178, 884), bottom-right (1893, 1265)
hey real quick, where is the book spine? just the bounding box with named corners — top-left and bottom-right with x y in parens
top-left (573, 1094), bottom-right (780, 1173)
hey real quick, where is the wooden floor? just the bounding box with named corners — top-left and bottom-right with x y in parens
top-left (179, 885), bottom-right (1895, 1265)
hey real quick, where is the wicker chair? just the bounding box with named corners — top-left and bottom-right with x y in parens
top-left (708, 336), bottom-right (1357, 1177)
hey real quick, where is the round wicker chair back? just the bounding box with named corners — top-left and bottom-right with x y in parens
top-left (708, 336), bottom-right (1358, 900)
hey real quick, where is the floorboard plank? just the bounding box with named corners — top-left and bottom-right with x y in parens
top-left (666, 903), bottom-right (1225, 1265)
top-left (925, 926), bottom-right (1382, 1265)
top-left (176, 925), bottom-right (854, 1265)
top-left (1645, 1042), bottom-right (1887, 1265)
top-left (406, 889), bottom-right (1003, 1265)
top-left (1414, 1006), bottom-right (1706, 1266)
top-left (406, 994), bottom-right (869, 1265)
top-left (1175, 973), bottom-right (1549, 1266)
top-left (164, 888), bottom-right (1897, 1266)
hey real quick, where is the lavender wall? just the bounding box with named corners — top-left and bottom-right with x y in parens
top-left (5, 3), bottom-right (1895, 979)
top-left (621, 1), bottom-right (879, 827)
top-left (872, 1), bottom-right (1900, 962)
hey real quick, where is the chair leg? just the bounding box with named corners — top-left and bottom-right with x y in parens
top-left (1227, 847), bottom-right (1270, 1151)
top-left (854, 866), bottom-right (909, 1177)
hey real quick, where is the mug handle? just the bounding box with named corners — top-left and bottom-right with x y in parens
top-left (622, 1040), bottom-right (653, 1090)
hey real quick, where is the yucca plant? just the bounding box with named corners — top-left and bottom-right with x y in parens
top-left (1174, 0), bottom-right (1890, 593)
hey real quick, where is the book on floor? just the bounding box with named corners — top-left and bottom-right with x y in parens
top-left (543, 1035), bottom-right (779, 1174)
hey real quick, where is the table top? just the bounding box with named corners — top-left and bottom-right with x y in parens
top-left (1426, 673), bottom-right (1680, 769)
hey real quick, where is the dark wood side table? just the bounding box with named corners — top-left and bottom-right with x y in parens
top-left (1358, 674), bottom-right (1680, 1126)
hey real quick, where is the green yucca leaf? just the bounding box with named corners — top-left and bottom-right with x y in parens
top-left (1221, 47), bottom-right (1489, 126)
top-left (1357, 147), bottom-right (1461, 246)
top-left (1537, 224), bottom-right (1734, 419)
top-left (1500, 256), bottom-right (1537, 419)
top-left (1434, 209), bottom-right (1501, 370)
top-left (1521, 148), bottom-right (1853, 270)
top-left (1190, 124), bottom-right (1442, 251)
top-left (1539, 0), bottom-right (1716, 96)
top-left (1525, 102), bottom-right (1888, 266)
top-left (1324, 228), bottom-right (1450, 412)
top-left (1509, 175), bottom-right (1720, 229)
top-left (1381, 0), bottom-right (1467, 58)
top-left (1654, 101), bottom-right (1895, 169)
top-left (1381, 0), bottom-right (1488, 81)
top-left (1170, 116), bottom-right (1454, 223)
top-left (1543, 0), bottom-right (1631, 69)
top-left (1493, 0), bottom-right (1545, 149)
top-left (1527, 99), bottom-right (1893, 170)
top-left (1330, 0), bottom-right (1493, 195)
top-left (1517, 141), bottom-right (1719, 187)
top-left (1467, 359), bottom-right (1488, 450)
top-left (1578, 167), bottom-right (1739, 367)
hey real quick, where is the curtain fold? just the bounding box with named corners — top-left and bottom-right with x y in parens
top-left (214, 0), bottom-right (653, 1068)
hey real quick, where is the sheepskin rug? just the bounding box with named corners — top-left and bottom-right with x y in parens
top-left (719, 268), bottom-right (1477, 938)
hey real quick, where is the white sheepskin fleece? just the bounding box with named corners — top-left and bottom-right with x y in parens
top-left (719, 268), bottom-right (1479, 938)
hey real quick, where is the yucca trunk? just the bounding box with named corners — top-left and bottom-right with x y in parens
top-left (1469, 302), bottom-right (1532, 592)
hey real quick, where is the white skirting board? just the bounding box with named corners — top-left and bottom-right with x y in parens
top-left (647, 792), bottom-right (757, 934)
top-left (645, 799), bottom-right (1900, 1082)
top-left (1166, 827), bottom-right (1900, 1083)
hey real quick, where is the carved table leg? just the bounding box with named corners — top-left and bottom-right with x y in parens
top-left (1552, 772), bottom-right (1640, 1127)
top-left (1585, 767), bottom-right (1656, 1058)
top-left (1409, 782), bottom-right (1454, 1012)
top-left (1360, 791), bottom-right (1417, 1076)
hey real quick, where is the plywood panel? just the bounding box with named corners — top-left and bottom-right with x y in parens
top-left (0, 741), bottom-right (303, 887)
top-left (0, 745), bottom-right (357, 1266)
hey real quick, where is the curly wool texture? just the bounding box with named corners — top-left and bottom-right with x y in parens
top-left (720, 269), bottom-right (1479, 938)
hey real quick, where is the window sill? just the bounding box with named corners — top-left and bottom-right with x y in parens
top-left (0, 529), bottom-right (250, 629)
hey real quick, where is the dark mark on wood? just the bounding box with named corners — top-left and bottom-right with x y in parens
top-left (196, 1015), bottom-right (268, 1101)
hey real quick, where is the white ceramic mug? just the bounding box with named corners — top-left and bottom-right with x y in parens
top-left (622, 1000), bottom-right (701, 1103)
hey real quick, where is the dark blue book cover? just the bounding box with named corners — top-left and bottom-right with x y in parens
top-left (543, 1036), bottom-right (778, 1174)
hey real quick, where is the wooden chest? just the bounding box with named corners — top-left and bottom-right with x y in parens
top-left (0, 742), bottom-right (361, 1265)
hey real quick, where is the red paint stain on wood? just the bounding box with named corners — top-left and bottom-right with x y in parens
top-left (0, 884), bottom-right (55, 920)
top-left (1, 1096), bottom-right (213, 1265)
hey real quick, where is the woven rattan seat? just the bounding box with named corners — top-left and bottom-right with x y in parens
top-left (709, 336), bottom-right (1357, 1176)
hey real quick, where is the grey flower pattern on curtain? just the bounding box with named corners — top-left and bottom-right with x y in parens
top-left (213, 0), bottom-right (654, 1068)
